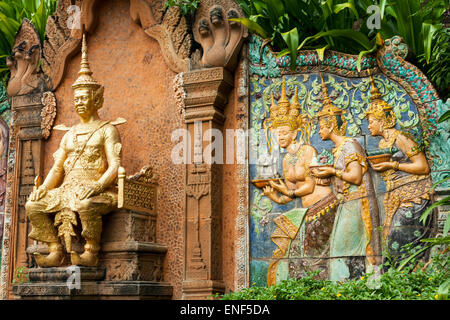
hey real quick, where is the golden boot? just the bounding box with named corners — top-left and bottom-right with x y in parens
top-left (33, 242), bottom-right (64, 267)
top-left (70, 240), bottom-right (100, 267)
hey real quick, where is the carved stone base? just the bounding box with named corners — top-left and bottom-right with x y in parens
top-left (19, 206), bottom-right (173, 299)
top-left (13, 281), bottom-right (173, 300)
top-left (102, 209), bottom-right (156, 243)
top-left (182, 280), bottom-right (225, 300)
top-left (27, 267), bottom-right (105, 282)
top-left (100, 241), bottom-right (167, 282)
top-left (12, 267), bottom-right (173, 300)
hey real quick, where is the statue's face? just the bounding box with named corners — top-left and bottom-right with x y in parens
top-left (276, 125), bottom-right (296, 149)
top-left (74, 88), bottom-right (95, 118)
top-left (319, 117), bottom-right (332, 141)
top-left (367, 114), bottom-right (383, 136)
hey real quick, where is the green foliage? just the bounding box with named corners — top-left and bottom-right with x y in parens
top-left (418, 28), bottom-right (450, 101)
top-left (420, 111), bottom-right (450, 238)
top-left (11, 266), bottom-right (29, 284)
top-left (221, 269), bottom-right (447, 300)
top-left (233, 0), bottom-right (449, 96)
top-left (164, 0), bottom-right (200, 16)
top-left (220, 252), bottom-right (449, 300)
top-left (0, 0), bottom-right (57, 86)
top-left (233, 0), bottom-right (377, 70)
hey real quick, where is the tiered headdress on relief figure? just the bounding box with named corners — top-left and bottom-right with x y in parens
top-left (316, 73), bottom-right (347, 136)
top-left (263, 77), bottom-right (311, 152)
top-left (364, 72), bottom-right (396, 129)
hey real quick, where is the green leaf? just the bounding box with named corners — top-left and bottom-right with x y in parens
top-left (276, 48), bottom-right (290, 58)
top-left (420, 235), bottom-right (450, 244)
top-left (396, 244), bottom-right (432, 272)
top-left (444, 215), bottom-right (450, 236)
top-left (422, 22), bottom-right (439, 64)
top-left (431, 176), bottom-right (450, 190)
top-left (420, 196), bottom-right (450, 224)
top-left (298, 29), bottom-right (372, 51)
top-left (316, 44), bottom-right (329, 62)
top-left (379, 0), bottom-right (387, 19)
top-left (356, 42), bottom-right (377, 71)
top-left (281, 27), bottom-right (299, 70)
top-left (437, 278), bottom-right (450, 300)
top-left (438, 110), bottom-right (450, 123)
top-left (229, 17), bottom-right (268, 39)
top-left (0, 2), bottom-right (15, 18)
top-left (333, 2), bottom-right (359, 19)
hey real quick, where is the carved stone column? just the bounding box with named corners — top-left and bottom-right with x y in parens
top-left (182, 67), bottom-right (233, 299)
top-left (0, 18), bottom-right (55, 299)
top-left (2, 92), bottom-right (48, 298)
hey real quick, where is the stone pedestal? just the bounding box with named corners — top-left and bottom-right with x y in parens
top-left (13, 208), bottom-right (173, 300)
top-left (12, 267), bottom-right (172, 300)
top-left (13, 166), bottom-right (173, 300)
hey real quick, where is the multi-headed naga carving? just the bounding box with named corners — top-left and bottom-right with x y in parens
top-left (6, 19), bottom-right (42, 96)
top-left (193, 1), bottom-right (247, 71)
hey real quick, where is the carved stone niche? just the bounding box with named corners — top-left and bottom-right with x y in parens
top-left (13, 166), bottom-right (173, 300)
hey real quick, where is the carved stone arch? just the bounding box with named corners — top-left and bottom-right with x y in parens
top-left (41, 0), bottom-right (102, 91)
top-left (129, 0), bottom-right (193, 73)
top-left (42, 0), bottom-right (197, 87)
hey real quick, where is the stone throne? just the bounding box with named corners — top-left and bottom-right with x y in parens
top-left (13, 166), bottom-right (173, 300)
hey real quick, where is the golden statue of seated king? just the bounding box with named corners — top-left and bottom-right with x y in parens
top-left (25, 34), bottom-right (124, 267)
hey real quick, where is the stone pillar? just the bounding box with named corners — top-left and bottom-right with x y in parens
top-left (2, 92), bottom-right (47, 299)
top-left (182, 67), bottom-right (233, 299)
top-left (0, 18), bottom-right (55, 299)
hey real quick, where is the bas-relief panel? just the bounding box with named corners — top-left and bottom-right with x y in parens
top-left (0, 86), bottom-right (10, 207)
top-left (0, 83), bottom-right (10, 268)
top-left (248, 47), bottom-right (434, 287)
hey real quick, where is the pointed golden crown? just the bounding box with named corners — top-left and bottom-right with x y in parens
top-left (316, 73), bottom-right (345, 118)
top-left (72, 34), bottom-right (102, 90)
top-left (317, 73), bottom-right (347, 136)
top-left (266, 77), bottom-right (303, 130)
top-left (365, 72), bottom-right (396, 128)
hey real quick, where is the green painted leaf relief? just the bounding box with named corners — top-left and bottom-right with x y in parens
top-left (251, 189), bottom-right (273, 237)
top-left (249, 35), bottom-right (281, 78)
top-left (429, 99), bottom-right (450, 189)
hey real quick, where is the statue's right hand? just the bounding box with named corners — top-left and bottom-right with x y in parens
top-left (29, 185), bottom-right (48, 201)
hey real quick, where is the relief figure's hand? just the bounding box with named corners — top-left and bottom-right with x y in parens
top-left (263, 185), bottom-right (278, 202)
top-left (371, 162), bottom-right (394, 172)
top-left (269, 179), bottom-right (289, 196)
top-left (311, 166), bottom-right (335, 178)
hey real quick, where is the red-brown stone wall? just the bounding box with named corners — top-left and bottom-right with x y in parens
top-left (44, 0), bottom-right (186, 299)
